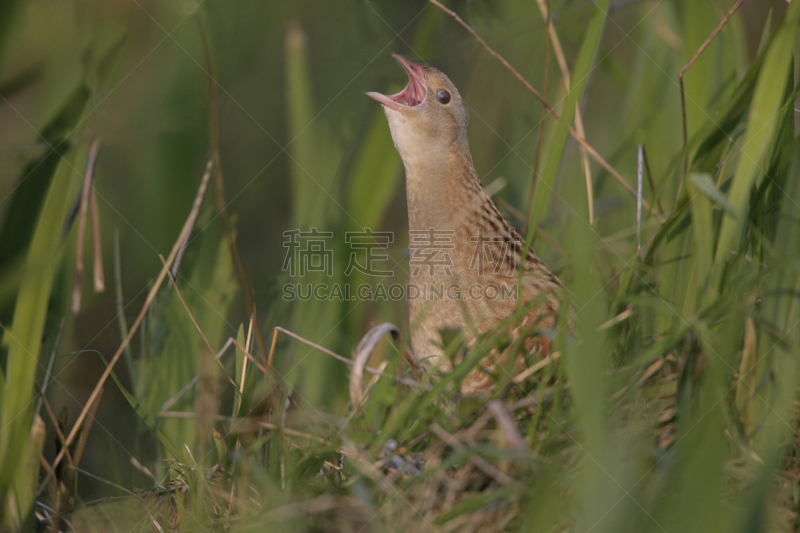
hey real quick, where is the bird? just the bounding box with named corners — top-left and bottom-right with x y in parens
top-left (367, 55), bottom-right (562, 395)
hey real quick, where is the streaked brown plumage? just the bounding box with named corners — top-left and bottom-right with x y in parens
top-left (368, 55), bottom-right (561, 395)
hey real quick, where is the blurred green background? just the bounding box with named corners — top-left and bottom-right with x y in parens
top-left (0, 0), bottom-right (793, 522)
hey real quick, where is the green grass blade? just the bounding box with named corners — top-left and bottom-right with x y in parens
top-left (346, 114), bottom-right (401, 231)
top-left (0, 144), bottom-right (85, 523)
top-left (713, 1), bottom-right (800, 271)
top-left (284, 21), bottom-right (346, 407)
top-left (525, 0), bottom-right (612, 238)
top-left (685, 173), bottom-right (717, 310)
top-left (98, 352), bottom-right (183, 461)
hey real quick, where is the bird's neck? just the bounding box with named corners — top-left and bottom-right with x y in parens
top-left (402, 141), bottom-right (486, 232)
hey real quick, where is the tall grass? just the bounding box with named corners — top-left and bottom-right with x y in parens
top-left (1, 0), bottom-right (799, 531)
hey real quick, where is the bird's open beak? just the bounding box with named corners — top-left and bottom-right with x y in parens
top-left (366, 54), bottom-right (428, 111)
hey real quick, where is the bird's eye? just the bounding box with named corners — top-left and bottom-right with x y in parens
top-left (437, 89), bottom-right (451, 104)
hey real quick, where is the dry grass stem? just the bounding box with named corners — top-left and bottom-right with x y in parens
top-left (534, 0), bottom-right (594, 224)
top-left (37, 389), bottom-right (78, 478)
top-left (158, 336), bottom-right (243, 414)
top-left (159, 254), bottom-right (241, 394)
top-left (199, 20), bottom-right (271, 370)
top-left (429, 423), bottom-right (521, 488)
top-left (512, 351), bottom-right (560, 383)
top-left (71, 387), bottom-right (103, 470)
top-left (272, 326), bottom-right (419, 388)
top-left (532, 0), bottom-right (551, 182)
top-left (169, 169), bottom-right (211, 282)
top-left (486, 401), bottom-right (527, 452)
top-left (678, 0), bottom-right (744, 190)
top-left (237, 338), bottom-right (330, 440)
top-left (428, 0), bottom-right (662, 222)
top-left (640, 145), bottom-right (664, 214)
top-left (597, 308), bottom-right (632, 331)
top-left (71, 138), bottom-right (100, 313)
top-left (158, 412), bottom-right (328, 444)
top-left (38, 160), bottom-right (215, 493)
top-left (71, 466), bottom-right (135, 497)
top-left (241, 314), bottom-right (254, 397)
top-left (89, 187), bottom-right (105, 292)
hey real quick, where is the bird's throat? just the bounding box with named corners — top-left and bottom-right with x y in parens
top-left (403, 146), bottom-right (482, 232)
top-left (382, 106), bottom-right (485, 233)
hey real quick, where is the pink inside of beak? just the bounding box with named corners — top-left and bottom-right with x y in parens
top-left (367, 56), bottom-right (427, 111)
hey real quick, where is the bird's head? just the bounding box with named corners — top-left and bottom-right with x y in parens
top-left (367, 55), bottom-right (468, 166)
